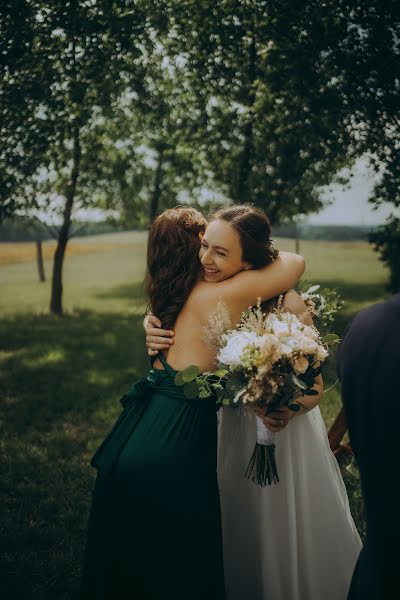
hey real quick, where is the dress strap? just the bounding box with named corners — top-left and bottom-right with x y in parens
top-left (152, 352), bottom-right (177, 378)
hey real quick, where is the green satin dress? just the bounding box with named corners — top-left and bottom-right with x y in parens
top-left (80, 353), bottom-right (226, 600)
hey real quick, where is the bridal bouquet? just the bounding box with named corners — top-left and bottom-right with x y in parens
top-left (173, 290), bottom-right (340, 486)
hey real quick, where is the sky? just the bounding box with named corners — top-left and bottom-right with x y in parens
top-left (307, 158), bottom-right (396, 226)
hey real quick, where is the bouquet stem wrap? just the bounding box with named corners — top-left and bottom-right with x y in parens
top-left (244, 415), bottom-right (279, 486)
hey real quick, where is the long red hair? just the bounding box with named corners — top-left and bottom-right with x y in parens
top-left (145, 207), bottom-right (207, 329)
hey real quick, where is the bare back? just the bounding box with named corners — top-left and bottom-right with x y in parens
top-left (152, 281), bottom-right (226, 372)
top-left (153, 283), bottom-right (287, 372)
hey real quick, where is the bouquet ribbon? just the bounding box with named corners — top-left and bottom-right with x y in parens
top-left (255, 414), bottom-right (276, 445)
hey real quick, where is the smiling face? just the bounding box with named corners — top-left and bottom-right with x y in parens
top-left (198, 218), bottom-right (251, 282)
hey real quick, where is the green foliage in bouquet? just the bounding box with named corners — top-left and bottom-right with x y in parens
top-left (299, 283), bottom-right (344, 338)
top-left (174, 365), bottom-right (230, 404)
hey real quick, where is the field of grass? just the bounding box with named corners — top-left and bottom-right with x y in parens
top-left (0, 232), bottom-right (148, 315)
top-left (0, 231), bottom-right (389, 599)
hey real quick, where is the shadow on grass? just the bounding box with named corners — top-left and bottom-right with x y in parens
top-left (324, 279), bottom-right (388, 305)
top-left (0, 309), bottom-right (151, 600)
top-left (0, 309), bottom-right (150, 433)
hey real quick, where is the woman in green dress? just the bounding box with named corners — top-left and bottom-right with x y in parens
top-left (80, 206), bottom-right (304, 600)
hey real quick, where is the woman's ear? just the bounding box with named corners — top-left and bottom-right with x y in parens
top-left (199, 231), bottom-right (204, 240)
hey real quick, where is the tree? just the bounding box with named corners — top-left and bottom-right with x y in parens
top-left (0, 0), bottom-right (56, 218)
top-left (80, 48), bottom-right (206, 226)
top-left (0, 0), bottom-right (160, 314)
top-left (327, 1), bottom-right (400, 206)
top-left (324, 0), bottom-right (400, 290)
top-left (164, 0), bottom-right (354, 224)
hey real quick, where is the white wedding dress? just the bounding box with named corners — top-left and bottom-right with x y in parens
top-left (217, 404), bottom-right (362, 600)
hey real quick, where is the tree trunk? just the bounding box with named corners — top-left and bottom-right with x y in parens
top-left (149, 145), bottom-right (165, 222)
top-left (294, 222), bottom-right (300, 255)
top-left (50, 125), bottom-right (81, 315)
top-left (36, 240), bottom-right (46, 282)
top-left (237, 114), bottom-right (254, 203)
top-left (236, 34), bottom-right (257, 203)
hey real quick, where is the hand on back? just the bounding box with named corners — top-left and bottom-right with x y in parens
top-left (144, 314), bottom-right (174, 356)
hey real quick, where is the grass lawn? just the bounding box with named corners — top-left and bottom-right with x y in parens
top-left (0, 232), bottom-right (389, 598)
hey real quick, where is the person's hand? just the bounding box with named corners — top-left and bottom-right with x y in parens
top-left (254, 405), bottom-right (297, 432)
top-left (145, 315), bottom-right (174, 357)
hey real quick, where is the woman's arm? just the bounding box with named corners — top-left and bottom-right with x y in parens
top-left (145, 252), bottom-right (305, 355)
top-left (202, 251), bottom-right (305, 310)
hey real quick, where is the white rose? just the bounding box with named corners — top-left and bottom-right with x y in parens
top-left (302, 325), bottom-right (320, 340)
top-left (272, 321), bottom-right (290, 338)
top-left (217, 331), bottom-right (259, 366)
top-left (300, 337), bottom-right (318, 354)
top-left (284, 335), bottom-right (303, 353)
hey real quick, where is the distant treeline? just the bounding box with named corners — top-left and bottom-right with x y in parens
top-left (0, 218), bottom-right (130, 242)
top-left (273, 223), bottom-right (373, 241)
top-left (0, 216), bottom-right (375, 243)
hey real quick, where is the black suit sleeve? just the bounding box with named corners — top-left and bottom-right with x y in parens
top-left (337, 298), bottom-right (400, 599)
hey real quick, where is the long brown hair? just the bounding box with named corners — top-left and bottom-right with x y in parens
top-left (145, 207), bottom-right (207, 329)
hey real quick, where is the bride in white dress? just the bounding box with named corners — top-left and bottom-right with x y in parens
top-left (217, 290), bottom-right (362, 600)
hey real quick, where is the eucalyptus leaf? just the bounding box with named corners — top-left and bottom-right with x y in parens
top-left (181, 365), bottom-right (200, 382)
top-left (323, 334), bottom-right (340, 344)
top-left (174, 372), bottom-right (186, 386)
top-left (305, 284), bottom-right (320, 294)
top-left (214, 369), bottom-right (229, 378)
